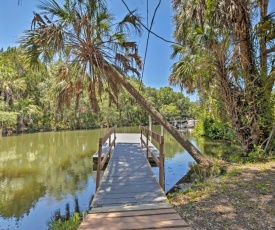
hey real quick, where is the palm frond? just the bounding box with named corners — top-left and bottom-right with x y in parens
top-left (37, 0), bottom-right (69, 20)
top-left (20, 0), bottom-right (142, 113)
top-left (116, 11), bottom-right (143, 36)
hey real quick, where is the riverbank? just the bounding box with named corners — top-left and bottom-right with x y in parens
top-left (168, 160), bottom-right (275, 229)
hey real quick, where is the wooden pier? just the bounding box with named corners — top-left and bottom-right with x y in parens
top-left (78, 127), bottom-right (190, 230)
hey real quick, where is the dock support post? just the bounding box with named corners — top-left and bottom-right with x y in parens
top-left (149, 115), bottom-right (152, 142)
top-left (140, 127), bottom-right (142, 146)
top-left (146, 133), bottom-right (149, 158)
top-left (114, 129), bottom-right (116, 147)
top-left (159, 136), bottom-right (165, 190)
top-left (96, 138), bottom-right (102, 191)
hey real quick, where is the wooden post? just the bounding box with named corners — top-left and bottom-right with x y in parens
top-left (149, 115), bottom-right (152, 142)
top-left (114, 129), bottom-right (116, 147)
top-left (96, 138), bottom-right (102, 191)
top-left (159, 136), bottom-right (164, 190)
top-left (140, 127), bottom-right (142, 146)
top-left (146, 133), bottom-right (149, 158)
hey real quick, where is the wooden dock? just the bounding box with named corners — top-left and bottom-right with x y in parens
top-left (78, 132), bottom-right (190, 230)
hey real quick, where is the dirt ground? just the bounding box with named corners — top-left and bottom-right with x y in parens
top-left (169, 161), bottom-right (275, 230)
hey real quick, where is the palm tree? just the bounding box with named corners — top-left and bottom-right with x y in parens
top-left (20, 0), bottom-right (212, 167)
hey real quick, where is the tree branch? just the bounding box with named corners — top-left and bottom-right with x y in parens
top-left (262, 47), bottom-right (275, 56)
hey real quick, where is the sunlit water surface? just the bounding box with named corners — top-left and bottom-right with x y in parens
top-left (0, 126), bottom-right (237, 229)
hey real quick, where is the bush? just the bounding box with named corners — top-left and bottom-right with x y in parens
top-left (48, 212), bottom-right (82, 230)
top-left (195, 117), bottom-right (235, 141)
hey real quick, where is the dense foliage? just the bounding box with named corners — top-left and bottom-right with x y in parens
top-left (171, 0), bottom-right (275, 154)
top-left (195, 117), bottom-right (235, 141)
top-left (0, 46), bottom-right (191, 134)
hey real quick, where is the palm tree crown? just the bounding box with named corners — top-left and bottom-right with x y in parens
top-left (20, 0), bottom-right (142, 112)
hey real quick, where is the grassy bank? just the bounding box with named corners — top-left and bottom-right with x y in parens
top-left (168, 161), bottom-right (275, 230)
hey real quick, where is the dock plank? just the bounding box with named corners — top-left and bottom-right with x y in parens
top-left (88, 208), bottom-right (178, 218)
top-left (79, 218), bottom-right (189, 230)
top-left (88, 203), bottom-right (172, 213)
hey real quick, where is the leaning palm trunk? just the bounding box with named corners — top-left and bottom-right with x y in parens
top-left (106, 65), bottom-right (212, 167)
top-left (20, 0), bottom-right (212, 167)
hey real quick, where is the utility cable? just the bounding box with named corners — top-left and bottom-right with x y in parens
top-left (147, 0), bottom-right (149, 28)
top-left (141, 0), bottom-right (161, 81)
top-left (120, 0), bottom-right (182, 46)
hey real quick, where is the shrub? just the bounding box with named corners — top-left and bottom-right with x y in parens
top-left (48, 212), bottom-right (82, 230)
top-left (195, 117), bottom-right (235, 141)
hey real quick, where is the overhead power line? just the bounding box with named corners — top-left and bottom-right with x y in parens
top-left (142, 0), bottom-right (162, 81)
top-left (120, 0), bottom-right (181, 46)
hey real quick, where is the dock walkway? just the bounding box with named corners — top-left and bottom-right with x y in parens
top-left (78, 133), bottom-right (190, 230)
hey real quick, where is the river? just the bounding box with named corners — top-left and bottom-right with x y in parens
top-left (0, 126), bottom-right (237, 229)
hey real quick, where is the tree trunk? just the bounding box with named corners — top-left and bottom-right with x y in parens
top-left (224, 1), bottom-right (271, 152)
top-left (108, 66), bottom-right (212, 167)
top-left (258, 0), bottom-right (268, 74)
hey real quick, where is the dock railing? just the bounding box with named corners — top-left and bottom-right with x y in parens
top-left (96, 125), bottom-right (117, 191)
top-left (139, 126), bottom-right (164, 190)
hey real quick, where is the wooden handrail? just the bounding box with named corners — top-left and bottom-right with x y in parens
top-left (101, 126), bottom-right (117, 144)
top-left (139, 126), bottom-right (165, 190)
top-left (96, 125), bottom-right (117, 191)
top-left (140, 126), bottom-right (164, 144)
top-left (140, 138), bottom-right (160, 167)
top-left (100, 138), bottom-right (116, 169)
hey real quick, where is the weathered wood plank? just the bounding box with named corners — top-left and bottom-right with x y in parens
top-left (100, 176), bottom-right (156, 182)
top-left (96, 189), bottom-right (163, 196)
top-left (102, 172), bottom-right (152, 178)
top-left (89, 208), bottom-right (178, 217)
top-left (89, 203), bottom-right (172, 213)
top-left (99, 183), bottom-right (161, 190)
top-left (93, 194), bottom-right (165, 201)
top-left (94, 192), bottom-right (165, 200)
top-left (98, 180), bottom-right (157, 186)
top-left (88, 213), bottom-right (183, 222)
top-left (92, 197), bottom-right (166, 206)
top-left (79, 218), bottom-right (189, 230)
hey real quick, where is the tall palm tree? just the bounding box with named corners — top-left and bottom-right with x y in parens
top-left (20, 0), bottom-right (212, 167)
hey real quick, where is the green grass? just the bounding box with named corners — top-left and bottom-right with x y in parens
top-left (48, 212), bottom-right (82, 230)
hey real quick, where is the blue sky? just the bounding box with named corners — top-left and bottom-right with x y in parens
top-left (1, 0), bottom-right (275, 101)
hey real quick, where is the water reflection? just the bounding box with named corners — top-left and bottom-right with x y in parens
top-left (0, 127), bottom-right (238, 229)
top-left (0, 129), bottom-right (105, 229)
top-left (195, 136), bottom-right (242, 159)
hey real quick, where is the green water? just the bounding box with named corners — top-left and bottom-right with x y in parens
top-left (0, 127), bottom-right (238, 229)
